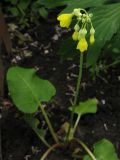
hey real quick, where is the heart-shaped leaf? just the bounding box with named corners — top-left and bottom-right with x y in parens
top-left (69, 98), bottom-right (98, 115)
top-left (83, 139), bottom-right (119, 160)
top-left (7, 67), bottom-right (56, 113)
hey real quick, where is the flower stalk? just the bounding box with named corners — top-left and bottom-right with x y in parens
top-left (66, 53), bottom-right (84, 141)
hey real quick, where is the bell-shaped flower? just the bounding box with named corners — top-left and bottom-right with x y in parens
top-left (77, 37), bottom-right (88, 53)
top-left (72, 31), bottom-right (79, 41)
top-left (57, 13), bottom-right (73, 28)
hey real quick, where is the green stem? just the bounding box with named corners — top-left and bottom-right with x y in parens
top-left (73, 138), bottom-right (97, 160)
top-left (72, 115), bottom-right (81, 136)
top-left (40, 143), bottom-right (62, 160)
top-left (36, 132), bottom-right (51, 148)
top-left (66, 54), bottom-right (84, 142)
top-left (80, 8), bottom-right (88, 15)
top-left (73, 53), bottom-right (84, 105)
top-left (105, 59), bottom-right (120, 69)
top-left (39, 102), bottom-right (59, 143)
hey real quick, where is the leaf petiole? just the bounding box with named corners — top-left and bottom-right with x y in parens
top-left (38, 102), bottom-right (59, 143)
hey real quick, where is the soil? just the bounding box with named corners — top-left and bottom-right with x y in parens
top-left (1, 12), bottom-right (120, 160)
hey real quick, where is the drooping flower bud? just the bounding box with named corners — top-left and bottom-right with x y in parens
top-left (72, 31), bottom-right (79, 41)
top-left (90, 27), bottom-right (95, 35)
top-left (90, 34), bottom-right (95, 44)
top-left (78, 28), bottom-right (87, 39)
top-left (73, 8), bottom-right (82, 17)
top-left (90, 27), bottom-right (95, 44)
top-left (74, 24), bottom-right (80, 31)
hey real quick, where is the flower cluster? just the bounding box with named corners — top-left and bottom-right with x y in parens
top-left (57, 8), bottom-right (95, 53)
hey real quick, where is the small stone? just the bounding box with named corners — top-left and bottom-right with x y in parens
top-left (52, 34), bottom-right (59, 41)
top-left (113, 123), bottom-right (116, 127)
top-left (0, 114), bottom-right (2, 119)
top-left (118, 76), bottom-right (120, 81)
top-left (92, 130), bottom-right (95, 134)
top-left (16, 55), bottom-right (21, 61)
top-left (101, 99), bottom-right (106, 105)
top-left (52, 67), bottom-right (56, 71)
top-left (104, 123), bottom-right (108, 131)
top-left (44, 50), bottom-right (49, 54)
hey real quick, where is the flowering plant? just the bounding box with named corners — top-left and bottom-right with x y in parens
top-left (6, 6), bottom-right (119, 160)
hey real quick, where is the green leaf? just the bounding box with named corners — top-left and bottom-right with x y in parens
top-left (40, 0), bottom-right (107, 10)
top-left (86, 3), bottom-right (120, 66)
top-left (83, 139), bottom-right (119, 160)
top-left (62, 0), bottom-right (108, 13)
top-left (9, 7), bottom-right (19, 16)
top-left (69, 98), bottom-right (98, 115)
top-left (18, 0), bottom-right (30, 10)
top-left (38, 7), bottom-right (48, 19)
top-left (107, 30), bottom-right (120, 56)
top-left (6, 0), bottom-right (17, 5)
top-left (24, 114), bottom-right (46, 139)
top-left (7, 67), bottom-right (56, 113)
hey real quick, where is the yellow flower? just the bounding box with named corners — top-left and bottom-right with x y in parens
top-left (77, 37), bottom-right (88, 53)
top-left (57, 13), bottom-right (73, 28)
top-left (90, 34), bottom-right (95, 44)
top-left (72, 31), bottom-right (79, 41)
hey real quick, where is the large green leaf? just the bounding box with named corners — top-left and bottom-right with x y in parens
top-left (61, 0), bottom-right (108, 13)
top-left (83, 139), bottom-right (119, 160)
top-left (107, 29), bottom-right (120, 57)
top-left (7, 67), bottom-right (56, 113)
top-left (69, 98), bottom-right (98, 116)
top-left (86, 3), bottom-right (120, 66)
top-left (40, 0), bottom-right (107, 10)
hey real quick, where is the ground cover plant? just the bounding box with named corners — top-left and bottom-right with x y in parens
top-left (1, 0), bottom-right (120, 160)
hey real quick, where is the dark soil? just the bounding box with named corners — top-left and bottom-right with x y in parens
top-left (1, 13), bottom-right (120, 160)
